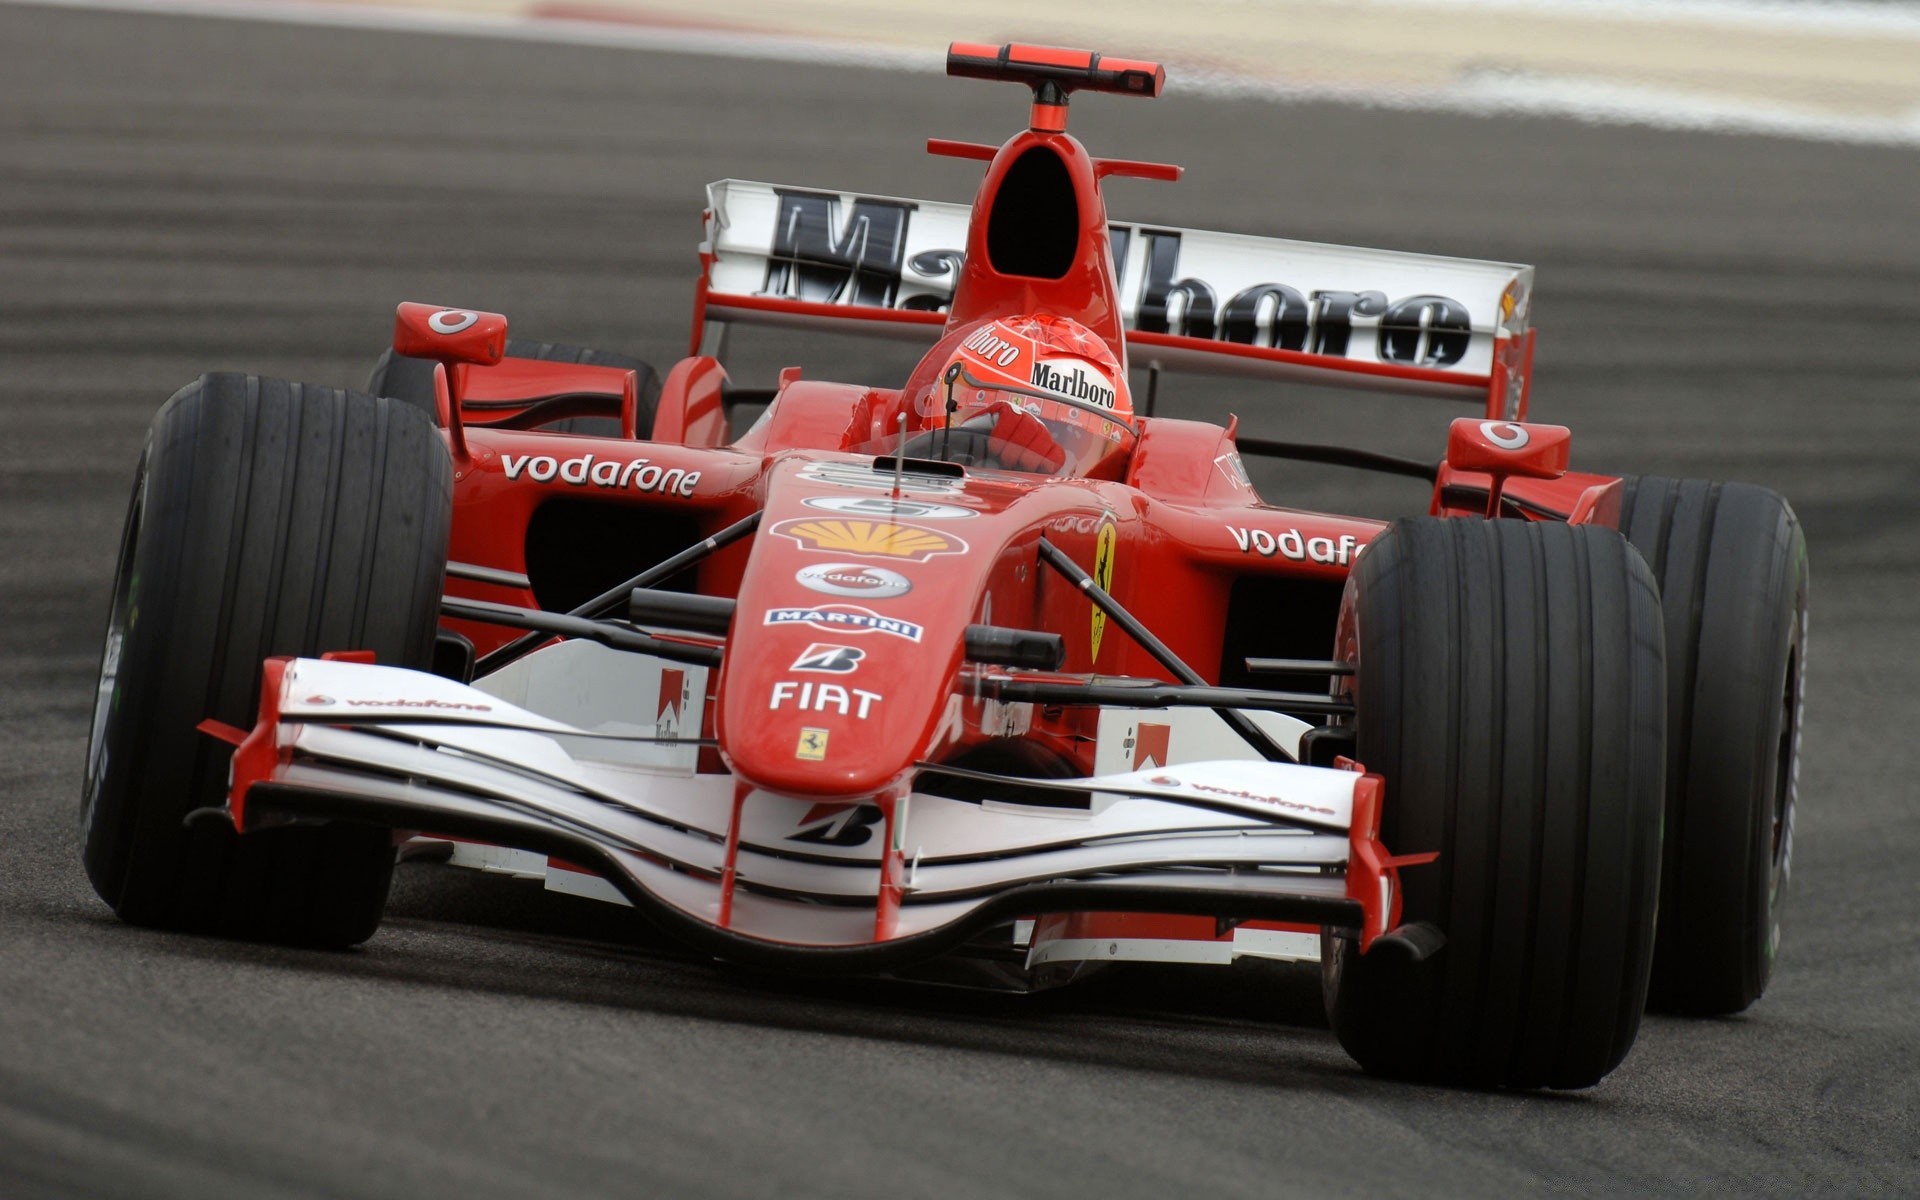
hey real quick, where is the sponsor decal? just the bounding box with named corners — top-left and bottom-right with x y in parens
top-left (802, 495), bottom-right (975, 520)
top-left (1091, 518), bottom-right (1117, 661)
top-left (764, 605), bottom-right (924, 643)
top-left (304, 695), bottom-right (335, 706)
top-left (1047, 513), bottom-right (1107, 536)
top-left (1214, 452), bottom-right (1252, 488)
top-left (1133, 231), bottom-right (1474, 367)
top-left (655, 668), bottom-right (686, 739)
top-left (769, 680), bottom-right (882, 719)
top-left (771, 518), bottom-right (966, 562)
top-left (1031, 360), bottom-right (1116, 409)
top-left (792, 643), bottom-right (865, 674)
top-left (787, 802), bottom-right (883, 844)
top-left (1185, 780), bottom-right (1338, 817)
top-left (335, 698), bottom-right (493, 712)
top-left (1226, 527), bottom-right (1362, 567)
top-left (1479, 419), bottom-right (1530, 449)
top-left (961, 324), bottom-right (1025, 368)
top-left (501, 453), bottom-right (700, 497)
top-left (754, 190), bottom-right (1476, 369)
top-left (795, 562), bottom-right (911, 599)
top-left (1143, 772), bottom-right (1335, 817)
top-left (1130, 722), bottom-right (1171, 771)
top-left (795, 727), bottom-right (829, 761)
top-left (797, 461), bottom-right (965, 495)
top-left (427, 309), bottom-right (478, 334)
top-left (762, 189), bottom-right (915, 309)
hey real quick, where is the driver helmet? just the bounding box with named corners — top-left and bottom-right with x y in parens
top-left (939, 313), bottom-right (1133, 435)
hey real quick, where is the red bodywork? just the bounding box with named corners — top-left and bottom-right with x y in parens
top-left (379, 43), bottom-right (1620, 949)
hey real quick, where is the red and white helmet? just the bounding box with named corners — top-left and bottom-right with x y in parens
top-left (926, 313), bottom-right (1135, 476)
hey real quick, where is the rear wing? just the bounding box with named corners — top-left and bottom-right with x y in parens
top-left (694, 180), bottom-right (1537, 419)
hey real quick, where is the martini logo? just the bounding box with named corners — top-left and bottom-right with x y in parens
top-left (1131, 722), bottom-right (1171, 770)
top-left (1031, 360), bottom-right (1116, 409)
top-left (803, 495), bottom-right (975, 520)
top-left (795, 563), bottom-right (911, 599)
top-left (771, 518), bottom-right (966, 562)
top-left (764, 605), bottom-right (924, 643)
top-left (1091, 518), bottom-right (1117, 660)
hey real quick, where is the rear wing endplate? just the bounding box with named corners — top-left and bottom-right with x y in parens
top-left (694, 180), bottom-right (1537, 419)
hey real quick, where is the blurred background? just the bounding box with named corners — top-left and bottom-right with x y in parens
top-left (1, 2), bottom-right (1915, 1196)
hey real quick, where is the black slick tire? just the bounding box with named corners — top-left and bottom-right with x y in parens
top-left (366, 338), bottom-right (660, 438)
top-left (81, 373), bottom-right (452, 947)
top-left (1616, 477), bottom-right (1809, 1015)
top-left (1323, 518), bottom-right (1665, 1089)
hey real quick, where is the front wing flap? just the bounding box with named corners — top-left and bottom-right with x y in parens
top-left (214, 657), bottom-right (1417, 971)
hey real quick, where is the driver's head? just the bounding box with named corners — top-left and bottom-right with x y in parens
top-left (939, 314), bottom-right (1131, 433)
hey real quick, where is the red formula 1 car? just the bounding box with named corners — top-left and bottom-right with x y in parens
top-left (81, 44), bottom-right (1808, 1089)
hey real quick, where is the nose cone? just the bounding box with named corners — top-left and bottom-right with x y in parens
top-left (716, 465), bottom-right (988, 798)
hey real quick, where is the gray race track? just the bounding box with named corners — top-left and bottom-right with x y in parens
top-left (2, 6), bottom-right (1917, 1197)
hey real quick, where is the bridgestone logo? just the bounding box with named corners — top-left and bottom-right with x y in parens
top-left (501, 453), bottom-right (700, 497)
top-left (1031, 362), bottom-right (1115, 408)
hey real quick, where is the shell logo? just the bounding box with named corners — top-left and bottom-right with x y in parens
top-left (770, 518), bottom-right (967, 562)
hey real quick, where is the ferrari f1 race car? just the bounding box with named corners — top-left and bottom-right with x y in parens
top-left (81, 44), bottom-right (1809, 1090)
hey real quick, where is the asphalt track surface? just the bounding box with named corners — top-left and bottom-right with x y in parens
top-left (2, 6), bottom-right (1918, 1197)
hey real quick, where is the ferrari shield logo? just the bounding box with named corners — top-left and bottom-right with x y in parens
top-left (770, 518), bottom-right (966, 562)
top-left (1091, 519), bottom-right (1116, 661)
top-left (796, 727), bottom-right (829, 761)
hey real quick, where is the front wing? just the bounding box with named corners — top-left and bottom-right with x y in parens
top-left (209, 657), bottom-right (1417, 972)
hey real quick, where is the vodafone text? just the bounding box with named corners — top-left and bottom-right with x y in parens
top-left (1227, 527), bottom-right (1361, 566)
top-left (501, 453), bottom-right (700, 497)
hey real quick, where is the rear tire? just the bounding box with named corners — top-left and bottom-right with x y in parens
top-left (81, 374), bottom-right (452, 947)
top-left (1323, 518), bottom-right (1665, 1089)
top-left (366, 338), bottom-right (660, 438)
top-left (1617, 477), bottom-right (1809, 1015)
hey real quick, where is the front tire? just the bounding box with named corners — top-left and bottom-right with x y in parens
top-left (82, 373), bottom-right (452, 947)
top-left (1324, 518), bottom-right (1665, 1089)
top-left (1617, 477), bottom-right (1809, 1015)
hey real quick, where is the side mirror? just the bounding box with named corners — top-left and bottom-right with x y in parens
top-left (1445, 418), bottom-right (1571, 519)
top-left (392, 302), bottom-right (507, 366)
top-left (1446, 418), bottom-right (1570, 480)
